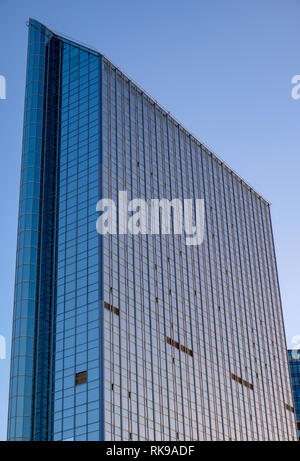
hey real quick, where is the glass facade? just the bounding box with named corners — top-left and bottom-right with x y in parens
top-left (7, 19), bottom-right (297, 441)
top-left (288, 350), bottom-right (300, 439)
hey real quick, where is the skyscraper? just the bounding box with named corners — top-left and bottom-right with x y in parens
top-left (288, 350), bottom-right (300, 439)
top-left (7, 18), bottom-right (297, 441)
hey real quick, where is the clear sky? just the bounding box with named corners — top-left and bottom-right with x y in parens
top-left (0, 0), bottom-right (299, 441)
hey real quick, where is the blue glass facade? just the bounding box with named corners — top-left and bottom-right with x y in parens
top-left (53, 38), bottom-right (103, 442)
top-left (7, 19), bottom-right (298, 441)
top-left (288, 350), bottom-right (300, 439)
top-left (8, 20), bottom-right (52, 440)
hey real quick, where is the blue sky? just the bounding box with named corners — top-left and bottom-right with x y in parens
top-left (0, 0), bottom-right (299, 440)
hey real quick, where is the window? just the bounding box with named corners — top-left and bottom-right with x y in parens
top-left (75, 371), bottom-right (87, 385)
top-left (285, 403), bottom-right (295, 413)
top-left (104, 301), bottom-right (119, 316)
top-left (166, 336), bottom-right (193, 357)
top-left (231, 373), bottom-right (253, 391)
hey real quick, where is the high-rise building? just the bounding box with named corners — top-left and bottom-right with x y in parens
top-left (288, 350), bottom-right (300, 439)
top-left (7, 18), bottom-right (297, 441)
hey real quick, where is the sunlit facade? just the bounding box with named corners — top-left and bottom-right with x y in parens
top-left (7, 18), bottom-right (297, 441)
